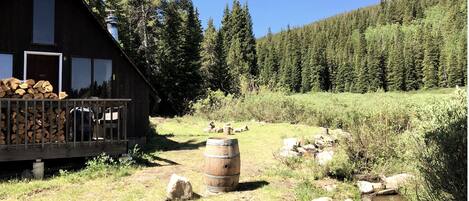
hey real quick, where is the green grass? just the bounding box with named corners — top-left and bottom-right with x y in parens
top-left (0, 88), bottom-right (463, 201)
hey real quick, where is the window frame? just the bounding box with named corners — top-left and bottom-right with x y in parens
top-left (70, 57), bottom-right (113, 98)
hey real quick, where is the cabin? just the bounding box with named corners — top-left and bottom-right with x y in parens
top-left (0, 0), bottom-right (159, 162)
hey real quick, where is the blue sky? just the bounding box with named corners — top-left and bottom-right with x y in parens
top-left (193, 0), bottom-right (380, 38)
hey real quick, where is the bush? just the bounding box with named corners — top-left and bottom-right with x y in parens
top-left (415, 89), bottom-right (467, 201)
top-left (326, 148), bottom-right (355, 180)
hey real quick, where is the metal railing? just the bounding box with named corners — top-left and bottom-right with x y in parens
top-left (0, 99), bottom-right (130, 148)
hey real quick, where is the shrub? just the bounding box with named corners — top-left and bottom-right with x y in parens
top-left (326, 148), bottom-right (355, 180)
top-left (415, 89), bottom-right (467, 201)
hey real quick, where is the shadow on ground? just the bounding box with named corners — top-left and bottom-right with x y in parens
top-left (143, 123), bottom-right (206, 152)
top-left (237, 181), bottom-right (270, 192)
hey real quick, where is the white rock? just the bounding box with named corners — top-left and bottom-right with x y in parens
top-left (279, 148), bottom-right (302, 158)
top-left (316, 150), bottom-right (334, 165)
top-left (166, 174), bottom-right (193, 200)
top-left (383, 173), bottom-right (414, 190)
top-left (283, 138), bottom-right (299, 150)
top-left (303, 144), bottom-right (317, 151)
top-left (322, 184), bottom-right (337, 192)
top-left (311, 197), bottom-right (332, 201)
top-left (344, 199), bottom-right (353, 201)
top-left (357, 181), bottom-right (374, 194)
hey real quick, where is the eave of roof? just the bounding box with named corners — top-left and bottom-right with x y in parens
top-left (79, 0), bottom-right (161, 103)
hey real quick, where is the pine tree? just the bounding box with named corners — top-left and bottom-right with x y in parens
top-left (201, 19), bottom-right (232, 93)
top-left (241, 4), bottom-right (258, 77)
top-left (422, 26), bottom-right (440, 89)
top-left (387, 28), bottom-right (406, 91)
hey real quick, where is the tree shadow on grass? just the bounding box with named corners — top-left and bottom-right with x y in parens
top-left (142, 123), bottom-right (206, 153)
top-left (236, 181), bottom-right (270, 192)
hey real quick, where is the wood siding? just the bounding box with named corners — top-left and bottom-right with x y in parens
top-left (0, 0), bottom-right (150, 143)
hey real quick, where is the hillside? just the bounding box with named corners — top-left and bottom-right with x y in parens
top-left (257, 0), bottom-right (467, 93)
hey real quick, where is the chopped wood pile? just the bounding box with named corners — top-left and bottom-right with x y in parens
top-left (0, 78), bottom-right (68, 100)
top-left (0, 78), bottom-right (69, 145)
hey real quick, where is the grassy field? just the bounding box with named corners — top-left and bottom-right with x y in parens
top-left (0, 117), bottom-right (359, 201)
top-left (0, 88), bottom-right (464, 201)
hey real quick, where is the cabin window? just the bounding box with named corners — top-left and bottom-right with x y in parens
top-left (71, 58), bottom-right (92, 97)
top-left (0, 54), bottom-right (13, 79)
top-left (33, 0), bottom-right (55, 45)
top-left (93, 59), bottom-right (112, 98)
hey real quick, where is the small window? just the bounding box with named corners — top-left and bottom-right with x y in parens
top-left (0, 54), bottom-right (13, 79)
top-left (33, 0), bottom-right (55, 44)
top-left (71, 58), bottom-right (92, 97)
top-left (93, 59), bottom-right (112, 98)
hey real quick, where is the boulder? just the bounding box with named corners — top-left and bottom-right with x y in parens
top-left (283, 138), bottom-right (299, 150)
top-left (357, 181), bottom-right (374, 194)
top-left (316, 150), bottom-right (334, 165)
top-left (311, 197), bottom-right (332, 201)
top-left (383, 173), bottom-right (414, 190)
top-left (166, 174), bottom-right (193, 200)
top-left (371, 182), bottom-right (385, 192)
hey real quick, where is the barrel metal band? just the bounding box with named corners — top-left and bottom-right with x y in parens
top-left (204, 173), bottom-right (240, 179)
top-left (206, 139), bottom-right (238, 146)
top-left (204, 153), bottom-right (240, 159)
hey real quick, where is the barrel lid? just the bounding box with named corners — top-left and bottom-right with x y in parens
top-left (206, 137), bottom-right (238, 146)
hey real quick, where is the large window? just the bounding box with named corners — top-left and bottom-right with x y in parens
top-left (71, 58), bottom-right (112, 98)
top-left (0, 54), bottom-right (13, 79)
top-left (33, 0), bottom-right (55, 44)
top-left (71, 58), bottom-right (92, 97)
top-left (93, 59), bottom-right (112, 98)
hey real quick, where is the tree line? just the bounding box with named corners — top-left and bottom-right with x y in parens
top-left (85, 0), bottom-right (466, 115)
top-left (257, 0), bottom-right (467, 93)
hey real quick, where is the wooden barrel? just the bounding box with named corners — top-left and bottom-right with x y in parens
top-left (204, 137), bottom-right (240, 192)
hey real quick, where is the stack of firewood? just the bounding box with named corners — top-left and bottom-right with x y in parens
top-left (0, 78), bottom-right (68, 100)
top-left (0, 78), bottom-right (69, 145)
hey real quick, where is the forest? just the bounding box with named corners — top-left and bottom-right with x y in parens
top-left (84, 0), bottom-right (467, 114)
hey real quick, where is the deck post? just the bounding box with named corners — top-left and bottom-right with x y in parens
top-left (32, 158), bottom-right (44, 180)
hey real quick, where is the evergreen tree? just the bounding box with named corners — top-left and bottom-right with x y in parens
top-left (201, 19), bottom-right (232, 93)
top-left (241, 4), bottom-right (258, 77)
top-left (422, 26), bottom-right (440, 89)
top-left (387, 28), bottom-right (406, 91)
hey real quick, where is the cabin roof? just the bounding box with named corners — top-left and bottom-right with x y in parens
top-left (79, 0), bottom-right (160, 103)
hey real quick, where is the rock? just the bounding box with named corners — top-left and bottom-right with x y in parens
top-left (383, 173), bottom-right (414, 190)
top-left (357, 181), bottom-right (374, 194)
top-left (371, 182), bottom-right (385, 191)
top-left (375, 189), bottom-right (398, 195)
top-left (283, 138), bottom-right (299, 150)
top-left (214, 128), bottom-right (224, 133)
top-left (234, 128), bottom-right (243, 133)
top-left (311, 197), bottom-right (332, 201)
top-left (166, 174), bottom-right (193, 200)
top-left (316, 150), bottom-right (334, 165)
top-left (344, 199), bottom-right (353, 201)
top-left (322, 184), bottom-right (337, 192)
top-left (279, 148), bottom-right (302, 158)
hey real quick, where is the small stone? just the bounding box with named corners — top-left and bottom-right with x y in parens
top-left (316, 150), bottom-right (334, 166)
top-left (166, 174), bottom-right (193, 200)
top-left (357, 181), bottom-right (374, 194)
top-left (383, 173), bottom-right (414, 190)
top-left (322, 184), bottom-right (337, 192)
top-left (375, 189), bottom-right (398, 195)
top-left (311, 197), bottom-right (332, 201)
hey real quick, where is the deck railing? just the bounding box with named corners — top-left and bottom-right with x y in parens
top-left (0, 99), bottom-right (130, 149)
